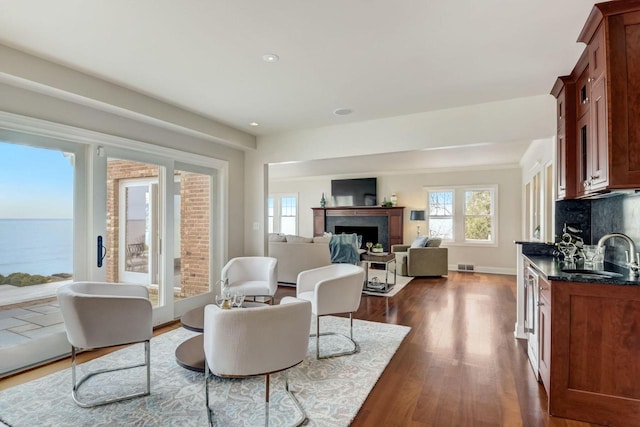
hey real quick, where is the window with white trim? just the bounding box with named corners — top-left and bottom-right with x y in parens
top-left (426, 185), bottom-right (497, 245)
top-left (427, 190), bottom-right (454, 240)
top-left (268, 193), bottom-right (298, 235)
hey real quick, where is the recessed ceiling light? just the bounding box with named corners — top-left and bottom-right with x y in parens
top-left (249, 122), bottom-right (260, 127)
top-left (262, 53), bottom-right (279, 63)
top-left (333, 108), bottom-right (353, 116)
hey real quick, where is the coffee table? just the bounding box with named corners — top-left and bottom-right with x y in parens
top-left (360, 252), bottom-right (397, 293)
top-left (175, 302), bottom-right (263, 372)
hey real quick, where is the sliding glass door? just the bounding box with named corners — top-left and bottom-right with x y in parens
top-left (0, 135), bottom-right (86, 376)
top-left (0, 124), bottom-right (225, 376)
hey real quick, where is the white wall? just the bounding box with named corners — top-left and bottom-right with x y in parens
top-left (270, 167), bottom-right (521, 274)
top-left (247, 94), bottom-right (556, 259)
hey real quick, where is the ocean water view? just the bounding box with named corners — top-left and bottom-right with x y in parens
top-left (0, 219), bottom-right (73, 276)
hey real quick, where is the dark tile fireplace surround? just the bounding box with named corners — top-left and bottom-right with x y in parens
top-left (312, 207), bottom-right (404, 251)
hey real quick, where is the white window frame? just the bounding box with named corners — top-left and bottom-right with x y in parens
top-left (268, 193), bottom-right (298, 235)
top-left (424, 185), bottom-right (498, 247)
top-left (426, 189), bottom-right (455, 241)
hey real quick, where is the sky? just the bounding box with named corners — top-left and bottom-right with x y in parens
top-left (0, 141), bottom-right (74, 219)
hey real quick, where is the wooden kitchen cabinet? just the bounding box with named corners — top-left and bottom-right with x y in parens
top-left (551, 77), bottom-right (575, 200)
top-left (552, 1), bottom-right (640, 198)
top-left (548, 279), bottom-right (640, 426)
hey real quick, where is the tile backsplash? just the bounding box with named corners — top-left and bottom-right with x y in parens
top-left (556, 192), bottom-right (640, 267)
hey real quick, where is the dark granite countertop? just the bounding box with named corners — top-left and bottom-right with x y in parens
top-left (524, 255), bottom-right (640, 286)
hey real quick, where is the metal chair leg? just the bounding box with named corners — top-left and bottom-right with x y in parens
top-left (310, 313), bottom-right (360, 359)
top-left (206, 369), bottom-right (307, 427)
top-left (71, 340), bottom-right (151, 408)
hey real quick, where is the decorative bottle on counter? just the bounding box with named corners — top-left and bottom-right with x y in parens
top-left (320, 193), bottom-right (326, 208)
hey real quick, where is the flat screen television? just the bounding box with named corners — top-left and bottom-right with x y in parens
top-left (331, 178), bottom-right (377, 207)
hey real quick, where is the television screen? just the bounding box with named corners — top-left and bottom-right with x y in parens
top-left (331, 178), bottom-right (377, 206)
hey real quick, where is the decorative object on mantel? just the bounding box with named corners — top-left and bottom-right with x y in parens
top-left (320, 192), bottom-right (327, 208)
top-left (410, 210), bottom-right (425, 236)
top-left (390, 192), bottom-right (397, 207)
top-left (381, 197), bottom-right (392, 207)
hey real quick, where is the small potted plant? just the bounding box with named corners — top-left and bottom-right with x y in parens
top-left (371, 243), bottom-right (384, 253)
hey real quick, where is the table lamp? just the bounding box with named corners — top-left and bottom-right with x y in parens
top-left (410, 210), bottom-right (425, 236)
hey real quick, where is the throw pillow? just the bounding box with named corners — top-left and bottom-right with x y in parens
top-left (312, 235), bottom-right (331, 244)
top-left (410, 236), bottom-right (429, 248)
top-left (268, 233), bottom-right (286, 242)
top-left (426, 237), bottom-right (442, 247)
top-left (285, 234), bottom-right (313, 243)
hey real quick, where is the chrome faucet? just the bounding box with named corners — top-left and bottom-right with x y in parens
top-left (597, 233), bottom-right (639, 277)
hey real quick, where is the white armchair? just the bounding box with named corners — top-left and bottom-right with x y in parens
top-left (221, 256), bottom-right (278, 304)
top-left (56, 281), bottom-right (153, 407)
top-left (203, 297), bottom-right (311, 427)
top-left (296, 263), bottom-right (365, 359)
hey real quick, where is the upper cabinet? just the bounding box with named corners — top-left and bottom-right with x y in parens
top-left (551, 0), bottom-right (640, 199)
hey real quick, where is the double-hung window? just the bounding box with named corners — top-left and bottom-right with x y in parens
top-left (425, 185), bottom-right (497, 245)
top-left (268, 193), bottom-right (298, 235)
top-left (427, 190), bottom-right (454, 240)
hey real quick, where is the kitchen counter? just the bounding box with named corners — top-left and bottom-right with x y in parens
top-left (524, 255), bottom-right (640, 286)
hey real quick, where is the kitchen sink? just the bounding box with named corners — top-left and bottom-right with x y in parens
top-left (561, 268), bottom-right (624, 279)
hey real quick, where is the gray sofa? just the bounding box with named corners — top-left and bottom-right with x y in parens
top-left (392, 238), bottom-right (448, 276)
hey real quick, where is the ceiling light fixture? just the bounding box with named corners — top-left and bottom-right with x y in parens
top-left (262, 53), bottom-right (279, 63)
top-left (333, 108), bottom-right (353, 116)
top-left (249, 122), bottom-right (260, 127)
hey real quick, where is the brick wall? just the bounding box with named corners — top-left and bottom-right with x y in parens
top-left (105, 160), bottom-right (210, 297)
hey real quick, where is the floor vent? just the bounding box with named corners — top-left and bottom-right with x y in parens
top-left (457, 264), bottom-right (475, 272)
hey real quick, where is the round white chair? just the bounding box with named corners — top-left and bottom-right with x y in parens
top-left (56, 281), bottom-right (153, 408)
top-left (220, 256), bottom-right (278, 303)
top-left (203, 297), bottom-right (311, 426)
top-left (296, 263), bottom-right (365, 359)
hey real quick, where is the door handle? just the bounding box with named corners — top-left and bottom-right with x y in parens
top-left (97, 235), bottom-right (106, 268)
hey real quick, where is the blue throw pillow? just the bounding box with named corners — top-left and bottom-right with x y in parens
top-left (410, 236), bottom-right (429, 248)
top-left (357, 235), bottom-right (363, 248)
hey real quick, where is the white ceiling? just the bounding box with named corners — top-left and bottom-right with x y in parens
top-left (0, 0), bottom-right (595, 137)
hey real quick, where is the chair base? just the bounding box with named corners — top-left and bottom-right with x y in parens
top-left (71, 341), bottom-right (151, 408)
top-left (311, 313), bottom-right (360, 359)
top-left (205, 365), bottom-right (307, 427)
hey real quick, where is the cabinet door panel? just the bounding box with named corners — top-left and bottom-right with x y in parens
top-left (590, 77), bottom-right (608, 190)
top-left (576, 114), bottom-right (589, 197)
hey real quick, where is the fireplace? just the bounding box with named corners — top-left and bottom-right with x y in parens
top-left (313, 207), bottom-right (404, 251)
top-left (335, 225), bottom-right (378, 249)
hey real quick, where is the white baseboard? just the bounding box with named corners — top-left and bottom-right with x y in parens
top-left (447, 265), bottom-right (516, 275)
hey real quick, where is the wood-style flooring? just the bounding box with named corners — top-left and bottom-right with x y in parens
top-left (0, 272), bottom-right (601, 426)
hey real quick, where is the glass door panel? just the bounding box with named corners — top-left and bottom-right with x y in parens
top-left (174, 169), bottom-right (211, 301)
top-left (0, 139), bottom-right (80, 376)
top-left (105, 158), bottom-right (162, 307)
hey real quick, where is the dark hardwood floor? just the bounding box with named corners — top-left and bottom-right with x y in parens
top-left (1, 272), bottom-right (601, 426)
top-left (280, 272), bottom-right (599, 427)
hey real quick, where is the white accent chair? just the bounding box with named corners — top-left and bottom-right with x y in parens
top-left (203, 297), bottom-right (311, 427)
top-left (56, 282), bottom-right (153, 408)
top-left (296, 263), bottom-right (365, 359)
top-left (221, 256), bottom-right (278, 304)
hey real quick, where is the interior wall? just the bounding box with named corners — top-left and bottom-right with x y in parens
top-left (246, 95), bottom-right (555, 257)
top-left (270, 167), bottom-right (521, 274)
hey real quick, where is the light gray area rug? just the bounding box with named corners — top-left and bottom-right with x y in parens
top-left (0, 316), bottom-right (410, 427)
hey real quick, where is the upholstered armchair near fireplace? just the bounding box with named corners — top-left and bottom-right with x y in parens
top-left (392, 237), bottom-right (448, 277)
